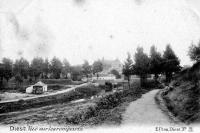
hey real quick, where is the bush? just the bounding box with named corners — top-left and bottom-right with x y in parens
top-left (105, 82), bottom-right (113, 92)
top-left (65, 90), bottom-right (131, 125)
top-left (163, 82), bottom-right (200, 123)
top-left (40, 79), bottom-right (72, 85)
top-left (75, 84), bottom-right (101, 97)
top-left (47, 84), bottom-right (66, 91)
top-left (66, 105), bottom-right (97, 124)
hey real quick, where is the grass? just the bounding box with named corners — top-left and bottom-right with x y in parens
top-left (0, 79), bottom-right (160, 126)
top-left (161, 80), bottom-right (200, 123)
top-left (156, 62), bottom-right (200, 124)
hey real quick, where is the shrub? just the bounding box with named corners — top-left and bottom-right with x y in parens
top-left (75, 84), bottom-right (101, 97)
top-left (40, 79), bottom-right (72, 85)
top-left (105, 82), bottom-right (113, 92)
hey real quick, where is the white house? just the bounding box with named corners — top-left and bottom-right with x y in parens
top-left (26, 81), bottom-right (48, 94)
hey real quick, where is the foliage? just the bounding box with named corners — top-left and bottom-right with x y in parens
top-left (61, 58), bottom-right (71, 79)
top-left (110, 69), bottom-right (121, 79)
top-left (13, 58), bottom-right (29, 79)
top-left (149, 45), bottom-right (163, 80)
top-left (92, 60), bottom-right (103, 78)
top-left (75, 84), bottom-right (101, 97)
top-left (82, 60), bottom-right (91, 79)
top-left (162, 82), bottom-right (200, 123)
top-left (43, 58), bottom-right (50, 79)
top-left (2, 58), bottom-right (13, 82)
top-left (71, 65), bottom-right (83, 81)
top-left (50, 56), bottom-right (63, 79)
top-left (14, 73), bottom-right (24, 86)
top-left (122, 52), bottom-right (133, 88)
top-left (188, 42), bottom-right (200, 62)
top-left (30, 57), bottom-right (44, 80)
top-left (132, 47), bottom-right (150, 86)
top-left (163, 44), bottom-right (180, 82)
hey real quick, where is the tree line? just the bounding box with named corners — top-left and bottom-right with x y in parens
top-left (123, 44), bottom-right (181, 87)
top-left (0, 57), bottom-right (104, 87)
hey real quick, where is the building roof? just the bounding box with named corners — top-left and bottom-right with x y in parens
top-left (34, 81), bottom-right (46, 86)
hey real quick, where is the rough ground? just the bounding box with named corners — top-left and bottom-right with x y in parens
top-left (122, 89), bottom-right (176, 126)
top-left (0, 100), bottom-right (94, 125)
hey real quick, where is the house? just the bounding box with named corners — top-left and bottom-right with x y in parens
top-left (26, 81), bottom-right (48, 94)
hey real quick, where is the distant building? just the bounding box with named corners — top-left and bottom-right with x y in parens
top-left (92, 73), bottom-right (116, 80)
top-left (101, 58), bottom-right (123, 74)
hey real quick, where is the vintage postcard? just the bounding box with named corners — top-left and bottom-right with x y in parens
top-left (0, 0), bottom-right (200, 133)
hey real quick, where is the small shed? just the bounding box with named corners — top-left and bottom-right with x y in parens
top-left (26, 81), bottom-right (47, 94)
top-left (32, 81), bottom-right (48, 94)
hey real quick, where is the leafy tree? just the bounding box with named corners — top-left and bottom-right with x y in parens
top-left (50, 57), bottom-right (63, 79)
top-left (2, 58), bottom-right (13, 82)
top-left (15, 73), bottom-right (23, 87)
top-left (13, 57), bottom-right (29, 79)
top-left (61, 58), bottom-right (71, 79)
top-left (163, 44), bottom-right (180, 82)
top-left (0, 64), bottom-right (5, 87)
top-left (30, 57), bottom-right (44, 80)
top-left (43, 58), bottom-right (50, 79)
top-left (149, 45), bottom-right (163, 81)
top-left (82, 60), bottom-right (91, 81)
top-left (132, 47), bottom-right (150, 86)
top-left (122, 52), bottom-right (133, 89)
top-left (189, 42), bottom-right (200, 62)
top-left (71, 65), bottom-right (82, 81)
top-left (110, 69), bottom-right (121, 79)
top-left (92, 60), bottom-right (103, 79)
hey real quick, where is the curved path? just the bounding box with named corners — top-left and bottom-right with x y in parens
top-left (122, 89), bottom-right (176, 126)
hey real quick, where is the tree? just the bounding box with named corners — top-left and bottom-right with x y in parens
top-left (61, 58), bottom-right (71, 79)
top-left (71, 65), bottom-right (82, 81)
top-left (149, 45), bottom-right (163, 81)
top-left (15, 73), bottom-right (23, 87)
top-left (92, 60), bottom-right (103, 79)
top-left (82, 60), bottom-right (91, 81)
top-left (110, 69), bottom-right (121, 79)
top-left (50, 57), bottom-right (63, 79)
top-left (122, 52), bottom-right (133, 89)
top-left (163, 44), bottom-right (180, 82)
top-left (2, 58), bottom-right (13, 82)
top-left (43, 58), bottom-right (50, 79)
top-left (13, 57), bottom-right (29, 79)
top-left (30, 57), bottom-right (44, 80)
top-left (0, 64), bottom-right (5, 87)
top-left (132, 47), bottom-right (150, 86)
top-left (189, 42), bottom-right (200, 62)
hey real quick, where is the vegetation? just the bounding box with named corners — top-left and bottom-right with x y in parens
top-left (82, 60), bottom-right (92, 80)
top-left (92, 60), bottom-right (103, 79)
top-left (110, 69), bottom-right (121, 79)
top-left (123, 44), bottom-right (181, 87)
top-left (132, 47), bottom-right (150, 86)
top-left (149, 45), bottom-right (163, 81)
top-left (122, 52), bottom-right (133, 89)
top-left (0, 56), bottom-right (104, 89)
top-left (157, 42), bottom-right (200, 124)
top-left (162, 45), bottom-right (181, 82)
top-left (189, 42), bottom-right (200, 62)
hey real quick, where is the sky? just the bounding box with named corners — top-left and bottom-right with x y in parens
top-left (0, 0), bottom-right (200, 65)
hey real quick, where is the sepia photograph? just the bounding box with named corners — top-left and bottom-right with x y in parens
top-left (0, 0), bottom-right (200, 132)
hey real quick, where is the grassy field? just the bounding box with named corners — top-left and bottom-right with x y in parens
top-left (0, 79), bottom-right (160, 126)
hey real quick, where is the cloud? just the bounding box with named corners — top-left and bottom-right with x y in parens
top-left (134, 0), bottom-right (145, 5)
top-left (73, 0), bottom-right (86, 6)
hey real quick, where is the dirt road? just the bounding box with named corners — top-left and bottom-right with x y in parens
top-left (122, 89), bottom-right (175, 126)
